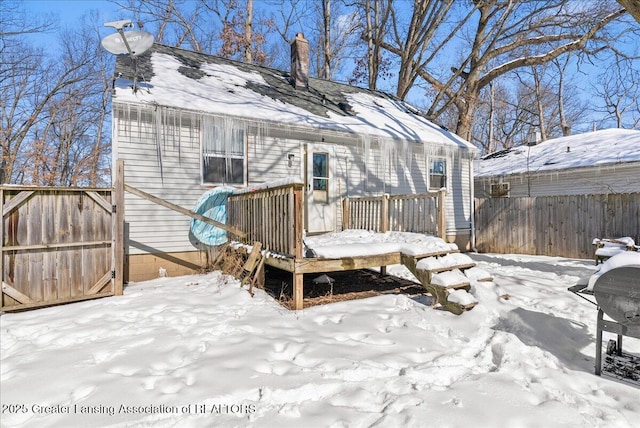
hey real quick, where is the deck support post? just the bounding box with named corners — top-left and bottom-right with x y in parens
top-left (293, 272), bottom-right (304, 310)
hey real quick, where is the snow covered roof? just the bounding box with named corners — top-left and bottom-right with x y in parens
top-left (475, 129), bottom-right (640, 178)
top-left (113, 44), bottom-right (476, 152)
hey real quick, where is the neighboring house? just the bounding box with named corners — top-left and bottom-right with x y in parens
top-left (474, 129), bottom-right (640, 198)
top-left (111, 35), bottom-right (478, 282)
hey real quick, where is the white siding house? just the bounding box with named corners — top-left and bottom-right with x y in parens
top-left (475, 129), bottom-right (640, 198)
top-left (112, 41), bottom-right (478, 281)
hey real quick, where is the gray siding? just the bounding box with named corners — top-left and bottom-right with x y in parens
top-left (114, 105), bottom-right (203, 255)
top-left (475, 163), bottom-right (640, 198)
top-left (248, 136), bottom-right (302, 183)
top-left (114, 103), bottom-right (475, 255)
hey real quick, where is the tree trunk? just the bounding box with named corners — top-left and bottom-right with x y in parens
top-left (557, 60), bottom-right (571, 136)
top-left (322, 0), bottom-right (331, 79)
top-left (488, 82), bottom-right (495, 154)
top-left (533, 67), bottom-right (547, 141)
top-left (244, 0), bottom-right (253, 63)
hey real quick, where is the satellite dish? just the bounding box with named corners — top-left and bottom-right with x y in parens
top-left (101, 30), bottom-right (154, 56)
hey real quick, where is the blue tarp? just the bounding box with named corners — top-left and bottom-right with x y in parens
top-left (190, 188), bottom-right (235, 246)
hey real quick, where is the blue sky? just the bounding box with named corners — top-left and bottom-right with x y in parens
top-left (24, 0), bottom-right (117, 21)
top-left (17, 0), bottom-right (640, 132)
top-left (22, 0), bottom-right (121, 42)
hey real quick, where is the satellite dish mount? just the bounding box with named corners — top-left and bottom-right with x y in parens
top-left (101, 19), bottom-right (154, 93)
top-left (104, 20), bottom-right (135, 56)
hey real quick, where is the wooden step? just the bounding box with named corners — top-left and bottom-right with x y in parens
top-left (415, 253), bottom-right (476, 274)
top-left (429, 269), bottom-right (471, 290)
top-left (463, 266), bottom-right (493, 282)
top-left (411, 249), bottom-right (459, 260)
top-left (401, 254), bottom-right (479, 315)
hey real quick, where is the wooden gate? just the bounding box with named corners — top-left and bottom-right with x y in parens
top-left (1, 187), bottom-right (115, 311)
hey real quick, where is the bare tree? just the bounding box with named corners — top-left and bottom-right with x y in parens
top-left (0, 0), bottom-right (55, 53)
top-left (113, 0), bottom-right (207, 51)
top-left (593, 57), bottom-right (640, 128)
top-left (1, 43), bottom-right (90, 183)
top-left (262, 0), bottom-right (312, 69)
top-left (116, 0), bottom-right (273, 64)
top-left (469, 55), bottom-right (588, 154)
top-left (351, 0), bottom-right (392, 90)
top-left (244, 0), bottom-right (253, 63)
top-left (1, 4), bottom-right (112, 186)
top-left (618, 0), bottom-right (640, 23)
top-left (303, 0), bottom-right (359, 79)
top-left (322, 0), bottom-right (331, 79)
top-left (554, 56), bottom-right (573, 136)
top-left (1, 0), bottom-right (57, 183)
top-left (46, 15), bottom-right (113, 186)
top-left (375, 1), bottom-right (628, 142)
top-left (376, 0), bottom-right (458, 100)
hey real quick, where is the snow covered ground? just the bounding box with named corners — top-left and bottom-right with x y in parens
top-left (1, 253), bottom-right (639, 428)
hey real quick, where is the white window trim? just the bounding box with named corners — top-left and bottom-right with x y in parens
top-left (200, 128), bottom-right (247, 186)
top-left (428, 157), bottom-right (448, 192)
top-left (490, 182), bottom-right (510, 198)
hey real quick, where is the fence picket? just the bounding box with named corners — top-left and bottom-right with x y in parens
top-left (475, 193), bottom-right (640, 258)
top-left (343, 192), bottom-right (444, 237)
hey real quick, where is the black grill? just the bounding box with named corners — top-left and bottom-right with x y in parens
top-left (569, 265), bottom-right (640, 382)
top-left (593, 266), bottom-right (640, 326)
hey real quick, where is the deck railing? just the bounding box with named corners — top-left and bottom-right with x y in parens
top-left (342, 191), bottom-right (446, 238)
top-left (227, 183), bottom-right (304, 258)
top-left (227, 186), bottom-right (445, 260)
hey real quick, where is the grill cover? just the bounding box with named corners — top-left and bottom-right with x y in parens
top-left (593, 265), bottom-right (640, 326)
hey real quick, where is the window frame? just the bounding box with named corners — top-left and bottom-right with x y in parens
top-left (428, 157), bottom-right (448, 191)
top-left (312, 151), bottom-right (330, 204)
top-left (201, 126), bottom-right (247, 186)
top-left (490, 182), bottom-right (510, 198)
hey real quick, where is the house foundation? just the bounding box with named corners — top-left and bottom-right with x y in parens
top-left (125, 251), bottom-right (206, 283)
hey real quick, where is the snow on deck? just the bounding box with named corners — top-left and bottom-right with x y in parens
top-left (304, 230), bottom-right (458, 259)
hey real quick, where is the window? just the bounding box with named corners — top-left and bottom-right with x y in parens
top-left (490, 182), bottom-right (510, 198)
top-left (429, 158), bottom-right (447, 190)
top-left (312, 152), bottom-right (329, 203)
top-left (202, 126), bottom-right (245, 185)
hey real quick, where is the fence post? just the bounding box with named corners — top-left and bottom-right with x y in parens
top-left (381, 194), bottom-right (389, 233)
top-left (437, 190), bottom-right (446, 240)
top-left (342, 197), bottom-right (350, 230)
top-left (114, 159), bottom-right (125, 296)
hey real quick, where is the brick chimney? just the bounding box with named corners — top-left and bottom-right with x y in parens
top-left (290, 33), bottom-right (309, 90)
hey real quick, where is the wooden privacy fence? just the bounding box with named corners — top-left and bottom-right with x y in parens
top-left (342, 191), bottom-right (446, 238)
top-left (227, 183), bottom-right (304, 258)
top-left (475, 193), bottom-right (640, 259)
top-left (1, 185), bottom-right (124, 311)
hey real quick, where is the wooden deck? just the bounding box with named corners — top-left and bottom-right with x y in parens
top-left (227, 183), bottom-right (451, 310)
